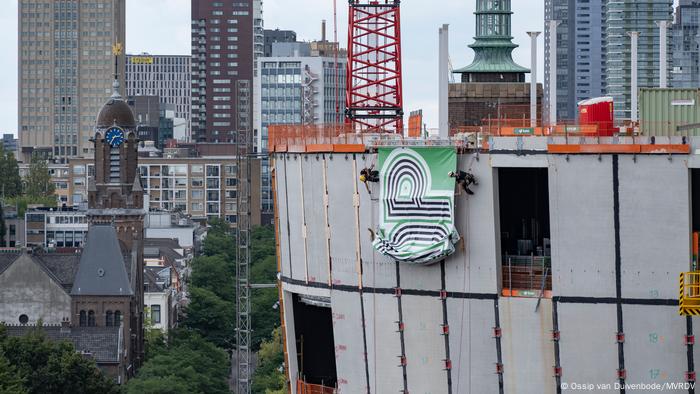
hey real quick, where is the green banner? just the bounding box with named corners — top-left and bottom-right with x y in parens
top-left (372, 147), bottom-right (460, 265)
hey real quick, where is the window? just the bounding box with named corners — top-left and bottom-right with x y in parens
top-left (192, 178), bottom-right (204, 187)
top-left (114, 310), bottom-right (122, 325)
top-left (191, 164), bottom-right (203, 173)
top-left (88, 310), bottom-right (96, 327)
top-left (206, 165), bottom-right (220, 177)
top-left (151, 305), bottom-right (161, 324)
top-left (191, 202), bottom-right (204, 211)
top-left (19, 314), bottom-right (28, 325)
top-left (79, 310), bottom-right (86, 327)
top-left (207, 190), bottom-right (220, 201)
top-left (105, 310), bottom-right (114, 326)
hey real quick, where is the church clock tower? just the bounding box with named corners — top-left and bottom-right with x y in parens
top-left (88, 74), bottom-right (146, 370)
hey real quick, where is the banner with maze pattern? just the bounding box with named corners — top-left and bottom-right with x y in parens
top-left (372, 147), bottom-right (460, 265)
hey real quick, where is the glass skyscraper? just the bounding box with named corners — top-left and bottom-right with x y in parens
top-left (545, 0), bottom-right (607, 121)
top-left (605, 0), bottom-right (672, 119)
top-left (671, 1), bottom-right (700, 88)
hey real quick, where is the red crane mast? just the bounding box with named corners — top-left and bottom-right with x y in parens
top-left (346, 0), bottom-right (404, 132)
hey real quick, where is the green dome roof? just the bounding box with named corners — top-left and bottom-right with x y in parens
top-left (455, 0), bottom-right (529, 75)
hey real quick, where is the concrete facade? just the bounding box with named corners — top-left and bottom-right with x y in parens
top-left (0, 254), bottom-right (71, 325)
top-left (274, 137), bottom-right (698, 393)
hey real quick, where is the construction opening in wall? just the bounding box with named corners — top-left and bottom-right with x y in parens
top-left (692, 170), bottom-right (700, 269)
top-left (498, 167), bottom-right (552, 297)
top-left (292, 293), bottom-right (337, 391)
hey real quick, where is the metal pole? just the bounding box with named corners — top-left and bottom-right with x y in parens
top-left (527, 32), bottom-right (541, 128)
top-left (656, 21), bottom-right (668, 89)
top-left (548, 20), bottom-right (561, 126)
top-left (439, 24), bottom-right (450, 139)
top-left (628, 32), bottom-right (640, 122)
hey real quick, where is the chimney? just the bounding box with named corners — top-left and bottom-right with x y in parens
top-left (322, 20), bottom-right (327, 42)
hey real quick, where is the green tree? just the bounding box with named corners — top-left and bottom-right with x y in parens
top-left (202, 232), bottom-right (236, 260)
top-left (249, 226), bottom-right (280, 350)
top-left (0, 326), bottom-right (118, 394)
top-left (25, 153), bottom-right (55, 199)
top-left (251, 287), bottom-right (280, 352)
top-left (251, 327), bottom-right (286, 394)
top-left (0, 205), bottom-right (6, 248)
top-left (189, 255), bottom-right (235, 302)
top-left (0, 351), bottom-right (26, 394)
top-left (208, 217), bottom-right (232, 235)
top-left (0, 145), bottom-right (21, 199)
top-left (183, 287), bottom-right (235, 349)
top-left (143, 309), bottom-right (167, 361)
top-left (126, 331), bottom-right (230, 394)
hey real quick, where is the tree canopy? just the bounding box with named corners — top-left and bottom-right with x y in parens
top-left (0, 145), bottom-right (21, 199)
top-left (25, 153), bottom-right (55, 199)
top-left (0, 324), bottom-right (119, 394)
top-left (251, 328), bottom-right (286, 394)
top-left (125, 331), bottom-right (230, 394)
top-left (130, 224), bottom-right (283, 392)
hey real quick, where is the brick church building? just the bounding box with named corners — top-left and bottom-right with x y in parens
top-left (0, 79), bottom-right (145, 383)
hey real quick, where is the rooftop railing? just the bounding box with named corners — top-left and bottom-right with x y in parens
top-left (268, 121), bottom-right (692, 154)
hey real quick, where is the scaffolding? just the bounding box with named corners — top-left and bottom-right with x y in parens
top-left (235, 79), bottom-right (252, 394)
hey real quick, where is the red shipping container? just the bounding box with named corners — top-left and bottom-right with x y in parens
top-left (578, 97), bottom-right (616, 136)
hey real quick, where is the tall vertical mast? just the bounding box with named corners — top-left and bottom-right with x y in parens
top-left (346, 0), bottom-right (404, 132)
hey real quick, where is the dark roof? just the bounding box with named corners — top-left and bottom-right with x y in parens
top-left (33, 253), bottom-right (81, 292)
top-left (144, 268), bottom-right (164, 292)
top-left (144, 238), bottom-right (186, 267)
top-left (0, 252), bottom-right (21, 275)
top-left (96, 97), bottom-right (136, 128)
top-left (144, 247), bottom-right (160, 258)
top-left (4, 325), bottom-right (121, 363)
top-left (71, 225), bottom-right (133, 296)
top-left (144, 238), bottom-right (181, 250)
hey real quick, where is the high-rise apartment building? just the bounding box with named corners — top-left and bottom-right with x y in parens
top-left (18, 0), bottom-right (125, 163)
top-left (671, 1), bottom-right (700, 88)
top-left (263, 29), bottom-right (297, 57)
top-left (125, 54), bottom-right (192, 140)
top-left (191, 0), bottom-right (260, 143)
top-left (605, 0), bottom-right (672, 119)
top-left (254, 54), bottom-right (346, 223)
top-left (545, 0), bottom-right (607, 121)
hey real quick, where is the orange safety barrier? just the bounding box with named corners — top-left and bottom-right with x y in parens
top-left (268, 123), bottom-right (692, 154)
top-left (296, 380), bottom-right (336, 394)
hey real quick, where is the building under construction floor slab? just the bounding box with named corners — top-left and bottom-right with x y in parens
top-left (271, 131), bottom-right (698, 393)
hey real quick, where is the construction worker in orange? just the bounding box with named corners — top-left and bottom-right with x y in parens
top-left (449, 170), bottom-right (478, 195)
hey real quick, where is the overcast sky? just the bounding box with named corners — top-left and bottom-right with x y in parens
top-left (0, 0), bottom-right (547, 135)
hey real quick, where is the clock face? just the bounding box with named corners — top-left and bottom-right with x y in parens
top-left (105, 127), bottom-right (125, 147)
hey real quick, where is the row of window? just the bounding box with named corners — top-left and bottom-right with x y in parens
top-left (78, 309), bottom-right (121, 327)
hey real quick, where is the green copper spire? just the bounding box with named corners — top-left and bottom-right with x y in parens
top-left (454, 0), bottom-right (529, 81)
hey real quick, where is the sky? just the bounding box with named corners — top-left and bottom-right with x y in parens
top-left (0, 0), bottom-right (548, 135)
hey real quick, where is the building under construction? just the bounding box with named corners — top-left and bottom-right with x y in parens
top-left (271, 128), bottom-right (700, 394)
top-left (266, 1), bottom-right (700, 394)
